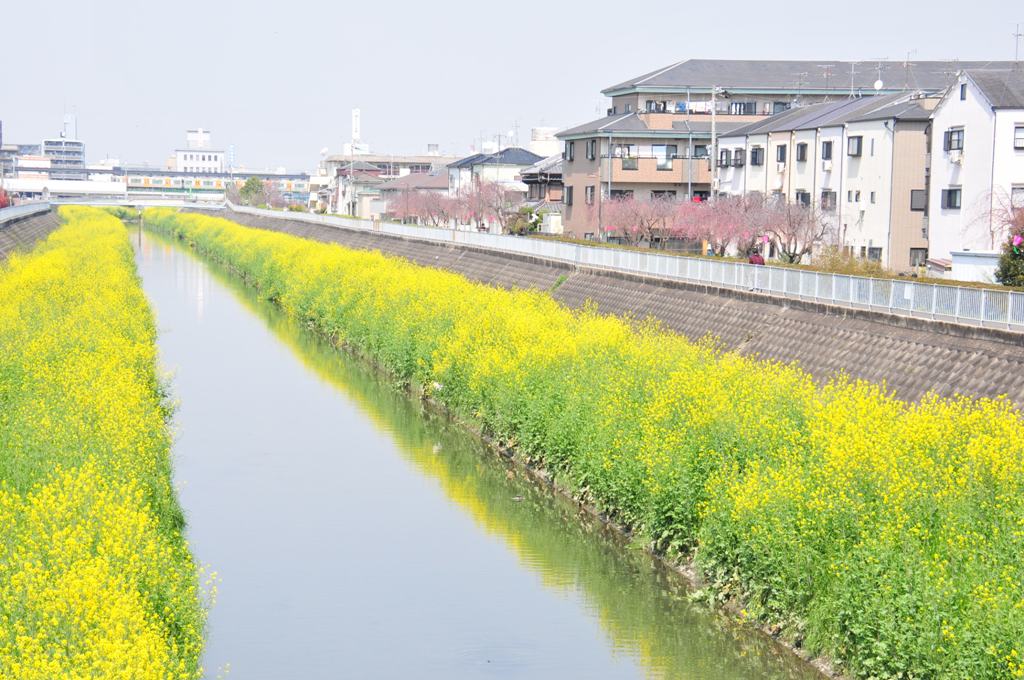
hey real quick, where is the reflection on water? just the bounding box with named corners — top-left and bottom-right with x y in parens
top-left (135, 229), bottom-right (820, 680)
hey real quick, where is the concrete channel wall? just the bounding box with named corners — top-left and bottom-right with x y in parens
top-left (0, 206), bottom-right (62, 261)
top-left (189, 208), bottom-right (1024, 407)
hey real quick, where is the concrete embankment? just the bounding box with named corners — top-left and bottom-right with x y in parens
top-left (0, 209), bottom-right (62, 261)
top-left (194, 208), bottom-right (1024, 406)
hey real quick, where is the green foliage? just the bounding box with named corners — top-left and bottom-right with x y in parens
top-left (145, 208), bottom-right (1024, 680)
top-left (995, 235), bottom-right (1024, 287)
top-left (239, 176), bottom-right (265, 206)
top-left (506, 207), bottom-right (541, 236)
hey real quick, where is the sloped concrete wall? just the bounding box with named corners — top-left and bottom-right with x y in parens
top-left (0, 210), bottom-right (62, 261)
top-left (193, 209), bottom-right (1024, 406)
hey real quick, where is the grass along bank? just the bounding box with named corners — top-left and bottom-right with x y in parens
top-left (146, 208), bottom-right (1024, 680)
top-left (0, 207), bottom-right (205, 678)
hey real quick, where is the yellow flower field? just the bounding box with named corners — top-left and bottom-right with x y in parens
top-left (145, 208), bottom-right (1024, 679)
top-left (0, 207), bottom-right (204, 678)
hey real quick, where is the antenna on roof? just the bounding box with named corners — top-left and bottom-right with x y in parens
top-left (817, 64), bottom-right (835, 92)
top-left (873, 58), bottom-right (888, 92)
top-left (793, 71), bottom-right (809, 106)
top-left (903, 50), bottom-right (918, 90)
top-left (848, 62), bottom-right (861, 99)
top-left (1014, 23), bottom-right (1023, 65)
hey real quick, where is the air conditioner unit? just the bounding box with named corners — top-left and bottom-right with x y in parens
top-left (949, 150), bottom-right (963, 165)
top-left (821, 160), bottom-right (833, 173)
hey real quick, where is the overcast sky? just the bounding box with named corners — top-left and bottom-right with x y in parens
top-left (2, 0), bottom-right (1019, 171)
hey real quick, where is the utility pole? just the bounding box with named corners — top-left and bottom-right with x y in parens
top-left (1015, 23), bottom-right (1023, 65)
top-left (710, 86), bottom-right (722, 202)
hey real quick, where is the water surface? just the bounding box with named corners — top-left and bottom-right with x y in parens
top-left (134, 228), bottom-right (819, 679)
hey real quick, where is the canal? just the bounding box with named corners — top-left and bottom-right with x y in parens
top-left (134, 228), bottom-right (819, 680)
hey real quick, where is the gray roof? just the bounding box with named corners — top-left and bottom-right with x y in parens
top-left (969, 69), bottom-right (1024, 109)
top-left (720, 94), bottom-right (928, 138)
top-left (557, 112), bottom-right (747, 139)
top-left (604, 59), bottom-right (1017, 94)
top-left (558, 113), bottom-right (650, 137)
top-left (450, 147), bottom-right (543, 168)
top-left (520, 154), bottom-right (562, 176)
top-left (377, 172), bottom-right (449, 191)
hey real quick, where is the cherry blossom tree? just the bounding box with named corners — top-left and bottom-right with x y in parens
top-left (603, 195), bottom-right (679, 246)
top-left (762, 201), bottom-right (834, 263)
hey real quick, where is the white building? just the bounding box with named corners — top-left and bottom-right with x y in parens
top-left (717, 93), bottom-right (934, 270)
top-left (446, 147), bottom-right (543, 197)
top-left (927, 69), bottom-right (1024, 280)
top-left (174, 129), bottom-right (225, 173)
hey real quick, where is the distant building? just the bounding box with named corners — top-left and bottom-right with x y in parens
top-left (520, 154), bottom-right (564, 233)
top-left (173, 129), bottom-right (225, 173)
top-left (927, 69), bottom-right (1024, 281)
top-left (447, 147), bottom-right (543, 197)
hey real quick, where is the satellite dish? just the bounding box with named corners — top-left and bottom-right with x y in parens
top-left (874, 79), bottom-right (884, 91)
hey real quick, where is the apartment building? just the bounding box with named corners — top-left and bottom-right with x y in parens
top-left (558, 58), bottom-right (1014, 239)
top-left (718, 94), bottom-right (935, 270)
top-left (928, 69), bottom-right (1024, 281)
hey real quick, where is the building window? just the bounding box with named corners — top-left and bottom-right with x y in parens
top-left (645, 100), bottom-right (667, 112)
top-left (776, 145), bottom-right (787, 163)
top-left (718, 149), bottom-right (732, 167)
top-left (610, 189), bottom-right (634, 200)
top-left (750, 147), bottom-right (764, 166)
top-left (732, 149), bottom-right (745, 167)
top-left (821, 191), bottom-right (837, 212)
top-left (564, 186), bottom-right (573, 206)
top-left (564, 141), bottom-right (575, 161)
top-left (693, 144), bottom-right (709, 158)
top-left (651, 190), bottom-right (677, 199)
top-left (868, 247), bottom-right (883, 261)
top-left (960, 83), bottom-right (967, 100)
top-left (821, 140), bottom-right (833, 160)
top-left (941, 188), bottom-right (961, 209)
top-left (586, 139), bottom-right (597, 160)
top-left (943, 128), bottom-right (964, 151)
top-left (848, 136), bottom-right (863, 156)
top-left (870, 191), bottom-right (876, 204)
top-left (847, 190), bottom-right (853, 202)
top-left (910, 248), bottom-right (928, 266)
top-left (773, 102), bottom-right (789, 114)
top-left (910, 189), bottom-right (927, 211)
top-left (855, 190), bottom-right (862, 202)
top-left (1010, 186), bottom-right (1024, 209)
top-left (653, 144), bottom-right (677, 170)
top-left (585, 185), bottom-right (595, 205)
top-left (730, 101), bottom-right (756, 115)
top-left (795, 190), bottom-right (811, 206)
top-left (870, 138), bottom-right (875, 156)
top-left (1014, 126), bottom-right (1024, 149)
top-left (796, 143), bottom-right (808, 162)
top-left (624, 103), bottom-right (633, 113)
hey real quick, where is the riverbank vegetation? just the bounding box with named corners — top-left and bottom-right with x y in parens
top-left (146, 208), bottom-right (1024, 680)
top-left (0, 207), bottom-right (205, 678)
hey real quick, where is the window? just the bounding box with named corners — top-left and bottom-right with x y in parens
top-left (624, 103), bottom-right (633, 113)
top-left (564, 141), bottom-right (575, 161)
top-left (645, 100), bottom-right (667, 112)
top-left (732, 150), bottom-right (745, 167)
top-left (1010, 186), bottom-right (1024, 209)
top-left (776, 145), bottom-right (787, 163)
top-left (718, 149), bottom-right (732, 167)
top-left (564, 185), bottom-right (573, 206)
top-left (821, 140), bottom-right (833, 160)
top-left (796, 143), bottom-right (808, 162)
top-left (585, 185), bottom-right (595, 205)
top-left (795, 190), bottom-right (811, 206)
top-left (773, 101), bottom-right (789, 114)
top-left (847, 190), bottom-right (853, 202)
top-left (651, 190), bottom-right (677, 199)
top-left (821, 191), bottom-right (837, 211)
top-left (848, 136), bottom-right (863, 156)
top-left (693, 144), bottom-right (709, 158)
top-left (943, 128), bottom-right (964, 151)
top-left (750, 147), bottom-right (764, 166)
top-left (910, 189), bottom-right (927, 211)
top-left (653, 144), bottom-right (677, 170)
top-left (855, 190), bottom-right (862, 202)
top-left (610, 189), bottom-right (634, 200)
top-left (730, 101), bottom-right (756, 115)
top-left (910, 248), bottom-right (928, 266)
top-left (867, 247), bottom-right (883, 262)
top-left (870, 191), bottom-right (876, 204)
top-left (960, 83), bottom-right (967, 100)
top-left (870, 138), bottom-right (875, 156)
top-left (586, 139), bottom-right (597, 160)
top-left (1014, 126), bottom-right (1024, 149)
top-left (941, 188), bottom-right (961, 209)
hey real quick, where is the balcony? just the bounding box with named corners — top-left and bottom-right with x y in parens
top-left (610, 156), bottom-right (711, 184)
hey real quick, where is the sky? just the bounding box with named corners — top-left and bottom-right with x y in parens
top-left (1, 0), bottom-right (1020, 172)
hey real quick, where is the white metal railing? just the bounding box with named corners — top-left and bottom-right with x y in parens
top-left (0, 202), bottom-right (52, 225)
top-left (226, 203), bottom-right (1024, 332)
